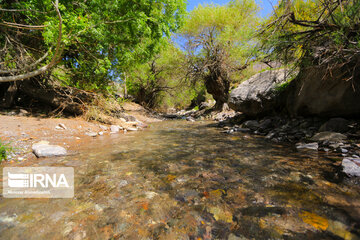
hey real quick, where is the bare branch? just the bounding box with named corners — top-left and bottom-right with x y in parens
top-left (0, 2), bottom-right (63, 83)
top-left (0, 21), bottom-right (46, 30)
top-left (0, 49), bottom-right (50, 74)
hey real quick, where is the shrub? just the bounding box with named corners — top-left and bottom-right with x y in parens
top-left (0, 140), bottom-right (12, 163)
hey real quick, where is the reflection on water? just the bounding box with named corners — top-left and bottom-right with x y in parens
top-left (1, 120), bottom-right (360, 239)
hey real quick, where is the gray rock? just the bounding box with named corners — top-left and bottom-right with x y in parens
top-left (119, 113), bottom-right (137, 122)
top-left (186, 116), bottom-right (195, 122)
top-left (99, 125), bottom-right (108, 131)
top-left (234, 128), bottom-right (251, 133)
top-left (18, 109), bottom-right (29, 116)
top-left (32, 142), bottom-right (67, 158)
top-left (110, 125), bottom-right (122, 133)
top-left (329, 143), bottom-right (344, 149)
top-left (85, 132), bottom-right (97, 137)
top-left (259, 119), bottom-right (273, 129)
top-left (0, 213), bottom-right (17, 231)
top-left (118, 180), bottom-right (128, 188)
top-left (199, 102), bottom-right (210, 110)
top-left (229, 69), bottom-right (289, 116)
top-left (136, 121), bottom-right (147, 128)
top-left (319, 118), bottom-right (350, 133)
top-left (265, 132), bottom-right (276, 139)
top-left (296, 142), bottom-right (319, 150)
top-left (342, 158), bottom-right (360, 177)
top-left (243, 120), bottom-right (260, 130)
top-left (341, 148), bottom-right (349, 153)
top-left (310, 132), bottom-right (347, 142)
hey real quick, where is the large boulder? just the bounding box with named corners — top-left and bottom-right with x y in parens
top-left (310, 131), bottom-right (347, 142)
top-left (229, 69), bottom-right (289, 116)
top-left (32, 141), bottom-right (67, 158)
top-left (319, 118), bottom-right (350, 133)
top-left (286, 64), bottom-right (360, 117)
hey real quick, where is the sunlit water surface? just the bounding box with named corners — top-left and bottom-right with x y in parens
top-left (1, 120), bottom-right (360, 240)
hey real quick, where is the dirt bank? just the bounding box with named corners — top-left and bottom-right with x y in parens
top-left (0, 102), bottom-right (161, 164)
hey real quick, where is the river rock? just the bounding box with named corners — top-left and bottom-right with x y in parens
top-left (126, 121), bottom-right (138, 126)
top-left (99, 125), bottom-right (108, 131)
top-left (259, 118), bottom-right (273, 130)
top-left (242, 120), bottom-right (260, 130)
top-left (85, 132), bottom-right (97, 137)
top-left (0, 213), bottom-right (17, 231)
top-left (296, 142), bottom-right (319, 150)
top-left (19, 109), bottom-right (29, 115)
top-left (199, 101), bottom-right (211, 110)
top-left (110, 125), bottom-right (122, 133)
top-left (229, 69), bottom-right (289, 116)
top-left (186, 116), bottom-right (195, 122)
top-left (32, 142), bottom-right (67, 158)
top-left (310, 132), bottom-right (347, 142)
top-left (136, 121), bottom-right (148, 128)
top-left (342, 158), bottom-right (360, 177)
top-left (319, 118), bottom-right (350, 133)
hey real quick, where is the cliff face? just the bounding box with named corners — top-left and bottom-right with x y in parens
top-left (229, 58), bottom-right (360, 118)
top-left (286, 62), bottom-right (360, 117)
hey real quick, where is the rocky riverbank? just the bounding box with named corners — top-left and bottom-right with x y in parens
top-left (218, 116), bottom-right (360, 179)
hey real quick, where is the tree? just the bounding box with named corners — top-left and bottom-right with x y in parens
top-left (0, 0), bottom-right (63, 83)
top-left (180, 0), bottom-right (259, 110)
top-left (126, 41), bottom-right (187, 108)
top-left (260, 0), bottom-right (360, 78)
top-left (0, 0), bottom-right (186, 89)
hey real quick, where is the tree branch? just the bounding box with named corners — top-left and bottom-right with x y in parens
top-left (0, 1), bottom-right (63, 83)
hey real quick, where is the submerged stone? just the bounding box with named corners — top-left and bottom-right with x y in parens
top-left (342, 158), bottom-right (360, 177)
top-left (296, 142), bottom-right (319, 150)
top-left (310, 132), bottom-right (347, 142)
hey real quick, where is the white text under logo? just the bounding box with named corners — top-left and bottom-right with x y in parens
top-left (3, 167), bottom-right (74, 198)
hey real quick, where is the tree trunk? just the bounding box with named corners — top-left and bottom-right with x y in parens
top-left (123, 74), bottom-right (128, 98)
top-left (204, 72), bottom-right (230, 111)
top-left (0, 82), bottom-right (19, 108)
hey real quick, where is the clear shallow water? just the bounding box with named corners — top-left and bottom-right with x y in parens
top-left (1, 120), bottom-right (360, 240)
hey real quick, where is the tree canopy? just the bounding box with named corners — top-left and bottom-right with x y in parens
top-left (179, 0), bottom-right (259, 109)
top-left (0, 0), bottom-right (186, 89)
top-left (260, 0), bottom-right (360, 72)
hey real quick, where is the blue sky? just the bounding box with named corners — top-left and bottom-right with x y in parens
top-left (186, 0), bottom-right (278, 17)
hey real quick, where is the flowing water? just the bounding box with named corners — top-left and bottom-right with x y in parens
top-left (1, 120), bottom-right (360, 240)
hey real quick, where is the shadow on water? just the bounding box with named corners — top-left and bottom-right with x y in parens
top-left (0, 120), bottom-right (359, 239)
top-left (109, 121), bottom-right (360, 239)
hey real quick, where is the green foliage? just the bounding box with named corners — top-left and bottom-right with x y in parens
top-left (260, 0), bottom-right (360, 68)
top-left (178, 0), bottom-right (260, 107)
top-left (1, 0), bottom-right (186, 92)
top-left (181, 0), bottom-right (259, 65)
top-left (0, 140), bottom-right (12, 163)
top-left (126, 40), bottom-right (191, 109)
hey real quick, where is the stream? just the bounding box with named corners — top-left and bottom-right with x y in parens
top-left (1, 120), bottom-right (360, 239)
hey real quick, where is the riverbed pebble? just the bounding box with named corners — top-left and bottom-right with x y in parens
top-left (32, 141), bottom-right (67, 158)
